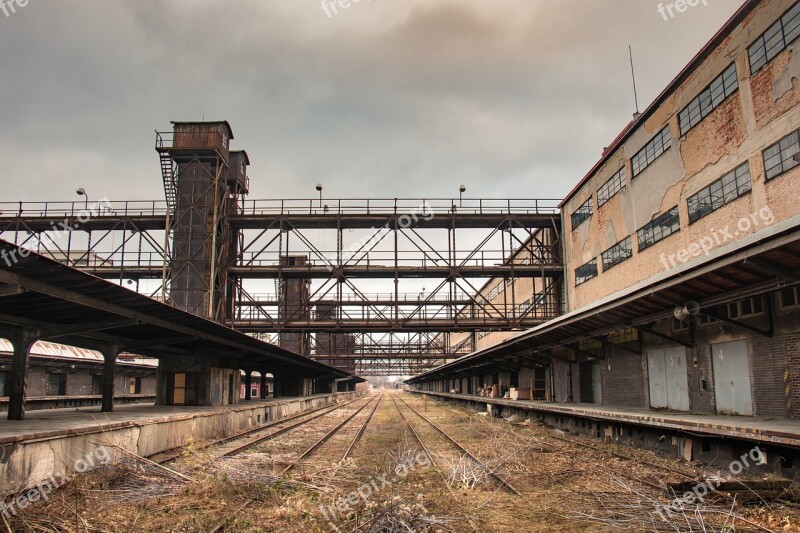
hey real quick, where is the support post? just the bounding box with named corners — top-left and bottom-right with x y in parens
top-left (260, 371), bottom-right (268, 399)
top-left (8, 331), bottom-right (37, 421)
top-left (244, 370), bottom-right (253, 400)
top-left (100, 346), bottom-right (122, 413)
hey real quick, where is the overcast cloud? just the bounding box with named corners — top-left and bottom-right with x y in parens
top-left (0, 0), bottom-right (742, 204)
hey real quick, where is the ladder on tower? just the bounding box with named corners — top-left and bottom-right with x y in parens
top-left (160, 152), bottom-right (177, 215)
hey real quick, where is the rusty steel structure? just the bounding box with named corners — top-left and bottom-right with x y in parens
top-left (0, 122), bottom-right (564, 375)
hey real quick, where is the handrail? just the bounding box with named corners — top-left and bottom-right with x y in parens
top-left (0, 198), bottom-right (561, 219)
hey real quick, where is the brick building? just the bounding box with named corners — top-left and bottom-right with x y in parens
top-left (414, 0), bottom-right (800, 422)
top-left (0, 339), bottom-right (157, 411)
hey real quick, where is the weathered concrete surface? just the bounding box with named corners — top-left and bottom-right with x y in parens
top-left (0, 392), bottom-right (359, 493)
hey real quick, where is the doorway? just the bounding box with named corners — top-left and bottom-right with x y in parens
top-left (711, 340), bottom-right (753, 416)
top-left (647, 346), bottom-right (690, 411)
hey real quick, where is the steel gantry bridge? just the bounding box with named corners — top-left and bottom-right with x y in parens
top-left (0, 122), bottom-right (564, 375)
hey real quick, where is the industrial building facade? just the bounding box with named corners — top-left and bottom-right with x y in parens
top-left (411, 0), bottom-right (800, 424)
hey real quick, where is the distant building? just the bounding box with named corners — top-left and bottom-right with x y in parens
top-left (0, 340), bottom-right (157, 411)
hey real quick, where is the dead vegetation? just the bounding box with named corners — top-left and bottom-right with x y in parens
top-left (2, 392), bottom-right (799, 532)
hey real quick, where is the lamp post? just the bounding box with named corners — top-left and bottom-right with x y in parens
top-left (459, 185), bottom-right (466, 208)
top-left (315, 184), bottom-right (323, 208)
top-left (75, 188), bottom-right (89, 210)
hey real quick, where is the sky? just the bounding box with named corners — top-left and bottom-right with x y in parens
top-left (0, 0), bottom-right (744, 205)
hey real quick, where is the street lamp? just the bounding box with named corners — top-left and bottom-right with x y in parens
top-left (459, 184), bottom-right (466, 207)
top-left (75, 188), bottom-right (88, 210)
top-left (315, 183), bottom-right (323, 207)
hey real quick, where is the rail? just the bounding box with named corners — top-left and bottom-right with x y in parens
top-left (237, 198), bottom-right (561, 216)
top-left (0, 198), bottom-right (561, 219)
top-left (0, 200), bottom-right (169, 218)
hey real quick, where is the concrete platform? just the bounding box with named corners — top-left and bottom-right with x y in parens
top-left (0, 392), bottom-right (360, 492)
top-left (409, 390), bottom-right (800, 448)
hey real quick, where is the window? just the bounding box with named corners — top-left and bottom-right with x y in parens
top-left (601, 237), bottom-right (633, 271)
top-left (486, 281), bottom-right (505, 302)
top-left (0, 371), bottom-right (8, 397)
top-left (699, 314), bottom-right (719, 326)
top-left (575, 258), bottom-right (598, 285)
top-left (679, 63), bottom-right (739, 136)
top-left (739, 296), bottom-right (765, 318)
top-left (47, 373), bottom-right (67, 396)
top-left (780, 286), bottom-right (800, 309)
top-left (571, 197), bottom-right (593, 228)
top-left (763, 128), bottom-right (800, 181)
top-left (597, 166), bottom-right (627, 206)
top-left (672, 318), bottom-right (689, 332)
top-left (251, 387), bottom-right (259, 397)
top-left (748, 2), bottom-right (800, 75)
top-left (637, 207), bottom-right (681, 251)
top-left (687, 162), bottom-right (752, 223)
top-left (632, 126), bottom-right (672, 177)
top-left (607, 328), bottom-right (638, 344)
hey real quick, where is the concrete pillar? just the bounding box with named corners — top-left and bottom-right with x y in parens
top-left (244, 370), bottom-right (253, 401)
top-left (272, 373), bottom-right (280, 398)
top-left (260, 371), bottom-right (268, 399)
top-left (7, 332), bottom-right (36, 421)
top-left (100, 347), bottom-right (121, 413)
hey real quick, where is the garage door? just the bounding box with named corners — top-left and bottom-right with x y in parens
top-left (648, 346), bottom-right (690, 411)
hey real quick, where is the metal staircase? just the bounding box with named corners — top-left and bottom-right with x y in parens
top-left (159, 152), bottom-right (178, 216)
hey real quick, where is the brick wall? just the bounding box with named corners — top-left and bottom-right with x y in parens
top-left (602, 348), bottom-right (647, 408)
top-left (783, 331), bottom-right (800, 419)
top-left (751, 335), bottom-right (790, 418)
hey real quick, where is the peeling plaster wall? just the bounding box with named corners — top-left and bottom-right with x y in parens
top-left (564, 0), bottom-right (800, 311)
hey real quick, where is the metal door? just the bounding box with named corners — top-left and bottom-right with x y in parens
top-left (592, 363), bottom-right (603, 404)
top-left (648, 347), bottom-right (689, 411)
top-left (648, 350), bottom-right (668, 409)
top-left (712, 340), bottom-right (753, 416)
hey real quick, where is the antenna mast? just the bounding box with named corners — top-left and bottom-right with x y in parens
top-left (629, 45), bottom-right (640, 115)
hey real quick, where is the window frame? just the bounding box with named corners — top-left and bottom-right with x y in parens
top-left (575, 258), bottom-right (598, 286)
top-left (597, 166), bottom-right (627, 207)
top-left (763, 128), bottom-right (800, 181)
top-left (601, 236), bottom-right (633, 271)
top-left (748, 2), bottom-right (800, 75)
top-left (632, 126), bottom-right (673, 178)
top-left (637, 207), bottom-right (681, 252)
top-left (687, 162), bottom-right (752, 223)
top-left (678, 63), bottom-right (739, 136)
top-left (571, 197), bottom-right (594, 229)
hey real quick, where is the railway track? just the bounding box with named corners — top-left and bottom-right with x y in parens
top-left (393, 394), bottom-right (521, 495)
top-left (342, 393), bottom-right (382, 461)
top-left (150, 396), bottom-right (364, 464)
top-left (204, 393), bottom-right (381, 533)
top-left (279, 394), bottom-right (384, 475)
top-left (216, 394), bottom-right (377, 458)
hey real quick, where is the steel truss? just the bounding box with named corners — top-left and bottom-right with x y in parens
top-left (0, 198), bottom-right (563, 375)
